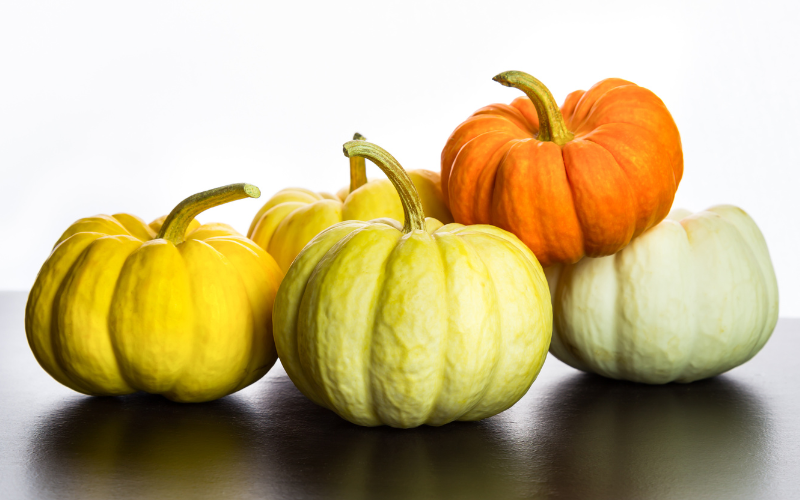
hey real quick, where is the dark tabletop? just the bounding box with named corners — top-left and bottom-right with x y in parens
top-left (1, 291), bottom-right (797, 500)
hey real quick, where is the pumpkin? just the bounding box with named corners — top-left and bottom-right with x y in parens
top-left (248, 133), bottom-right (453, 271)
top-left (441, 71), bottom-right (683, 267)
top-left (545, 205), bottom-right (778, 383)
top-left (26, 184), bottom-right (284, 402)
top-left (273, 140), bottom-right (552, 428)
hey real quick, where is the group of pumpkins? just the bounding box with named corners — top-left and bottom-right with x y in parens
top-left (25, 71), bottom-right (778, 428)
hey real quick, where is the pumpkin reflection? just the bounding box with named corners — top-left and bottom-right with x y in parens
top-left (298, 423), bottom-right (543, 499)
top-left (29, 395), bottom-right (258, 499)
top-left (29, 375), bottom-right (545, 499)
top-left (247, 375), bottom-right (547, 499)
top-left (28, 370), bottom-right (771, 499)
top-left (533, 373), bottom-right (771, 498)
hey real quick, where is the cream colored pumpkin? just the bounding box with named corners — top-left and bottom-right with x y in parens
top-left (545, 205), bottom-right (778, 383)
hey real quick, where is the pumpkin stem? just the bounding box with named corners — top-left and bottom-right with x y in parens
top-left (349, 132), bottom-right (368, 193)
top-left (493, 71), bottom-right (574, 146)
top-left (342, 141), bottom-right (425, 233)
top-left (157, 183), bottom-right (261, 245)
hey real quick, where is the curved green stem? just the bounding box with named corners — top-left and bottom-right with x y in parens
top-left (493, 71), bottom-right (574, 146)
top-left (157, 183), bottom-right (261, 244)
top-left (349, 132), bottom-right (368, 193)
top-left (342, 141), bottom-right (425, 233)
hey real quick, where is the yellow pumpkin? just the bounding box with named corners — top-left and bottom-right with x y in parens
top-left (248, 133), bottom-right (453, 271)
top-left (26, 184), bottom-right (283, 402)
top-left (274, 141), bottom-right (552, 428)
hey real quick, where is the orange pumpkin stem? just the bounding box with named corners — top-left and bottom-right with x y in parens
top-left (342, 140), bottom-right (425, 233)
top-left (157, 183), bottom-right (261, 245)
top-left (493, 71), bottom-right (574, 146)
top-left (349, 132), bottom-right (368, 193)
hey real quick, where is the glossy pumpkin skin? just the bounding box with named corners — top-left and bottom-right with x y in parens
top-left (248, 138), bottom-right (452, 272)
top-left (545, 205), bottom-right (778, 383)
top-left (26, 185), bottom-right (283, 402)
top-left (442, 71), bottom-right (683, 267)
top-left (274, 141), bottom-right (552, 428)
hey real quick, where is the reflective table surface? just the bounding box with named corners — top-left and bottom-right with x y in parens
top-left (1, 291), bottom-right (798, 499)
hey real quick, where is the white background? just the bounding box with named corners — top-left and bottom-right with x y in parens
top-left (1, 1), bottom-right (798, 315)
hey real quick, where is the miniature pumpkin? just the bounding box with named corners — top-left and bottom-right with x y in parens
top-left (26, 184), bottom-right (283, 402)
top-left (546, 205), bottom-right (778, 383)
top-left (442, 71), bottom-right (683, 267)
top-left (248, 133), bottom-right (452, 271)
top-left (273, 141), bottom-right (552, 428)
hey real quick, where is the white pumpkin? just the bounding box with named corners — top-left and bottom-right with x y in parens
top-left (545, 205), bottom-right (778, 384)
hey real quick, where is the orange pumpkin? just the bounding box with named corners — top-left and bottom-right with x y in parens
top-left (441, 71), bottom-right (683, 267)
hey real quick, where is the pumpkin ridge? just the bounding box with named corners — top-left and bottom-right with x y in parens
top-left (364, 231), bottom-right (395, 423)
top-left (569, 80), bottom-right (639, 130)
top-left (298, 226), bottom-right (370, 409)
top-left (63, 236), bottom-right (141, 395)
top-left (451, 115), bottom-right (531, 157)
top-left (572, 110), bottom-right (657, 139)
top-left (462, 111), bottom-right (530, 133)
top-left (306, 224), bottom-right (395, 422)
top-left (561, 140), bottom-right (638, 256)
top-left (180, 238), bottom-right (227, 396)
top-left (658, 219), bottom-right (699, 381)
top-left (473, 103), bottom-right (536, 136)
top-left (581, 124), bottom-right (675, 237)
top-left (448, 131), bottom-right (517, 224)
top-left (26, 233), bottom-right (104, 392)
top-left (508, 97), bottom-right (540, 130)
top-left (678, 212), bottom-right (767, 378)
top-left (112, 213), bottom-right (156, 241)
top-left (559, 147), bottom-right (583, 249)
top-left (611, 250), bottom-right (631, 379)
top-left (574, 85), bottom-right (677, 142)
top-left (168, 238), bottom-right (252, 401)
top-left (367, 231), bottom-right (446, 426)
top-left (247, 189), bottom-right (320, 237)
top-left (507, 231), bottom-right (552, 389)
top-left (253, 201), bottom-right (306, 252)
top-left (560, 90), bottom-right (585, 129)
top-left (477, 136), bottom-right (519, 223)
top-left (442, 113), bottom-right (534, 185)
top-left (577, 118), bottom-right (682, 205)
top-left (545, 265), bottom-right (589, 372)
top-left (455, 231), bottom-right (541, 420)
top-left (52, 239), bottom-right (112, 395)
top-left (110, 241), bottom-right (189, 395)
top-left (454, 232), bottom-right (505, 418)
top-left (275, 223), bottom-right (366, 410)
top-left (492, 139), bottom-right (584, 266)
top-left (427, 231), bottom-right (454, 423)
top-left (205, 237), bottom-right (280, 391)
top-left (54, 215), bottom-right (133, 248)
top-left (706, 207), bottom-right (778, 356)
top-left (204, 235), bottom-right (261, 259)
top-left (85, 236), bottom-right (141, 395)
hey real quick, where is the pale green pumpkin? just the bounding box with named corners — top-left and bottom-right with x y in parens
top-left (546, 205), bottom-right (779, 383)
top-left (273, 141), bottom-right (552, 428)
